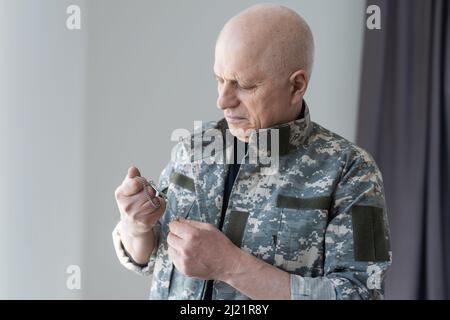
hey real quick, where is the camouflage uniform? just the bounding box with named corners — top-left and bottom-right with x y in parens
top-left (112, 102), bottom-right (392, 299)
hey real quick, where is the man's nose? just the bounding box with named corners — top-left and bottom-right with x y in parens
top-left (217, 82), bottom-right (239, 110)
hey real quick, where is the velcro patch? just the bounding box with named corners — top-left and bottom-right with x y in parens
top-left (276, 195), bottom-right (331, 210)
top-left (352, 205), bottom-right (390, 262)
top-left (170, 172), bottom-right (195, 192)
top-left (224, 211), bottom-right (249, 248)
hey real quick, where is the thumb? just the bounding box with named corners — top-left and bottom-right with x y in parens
top-left (127, 166), bottom-right (141, 179)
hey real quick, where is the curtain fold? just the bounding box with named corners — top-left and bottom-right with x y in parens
top-left (357, 0), bottom-right (450, 299)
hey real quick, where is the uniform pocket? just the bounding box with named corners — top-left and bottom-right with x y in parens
top-left (166, 171), bottom-right (196, 219)
top-left (158, 172), bottom-right (198, 299)
top-left (274, 195), bottom-right (329, 274)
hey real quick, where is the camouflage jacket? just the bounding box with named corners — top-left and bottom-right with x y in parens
top-left (112, 102), bottom-right (392, 300)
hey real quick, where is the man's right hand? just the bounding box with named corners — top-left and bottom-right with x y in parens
top-left (114, 166), bottom-right (166, 264)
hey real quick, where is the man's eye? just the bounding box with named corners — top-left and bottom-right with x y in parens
top-left (237, 83), bottom-right (256, 90)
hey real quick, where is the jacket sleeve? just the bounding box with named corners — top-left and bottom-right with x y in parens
top-left (111, 157), bottom-right (175, 276)
top-left (112, 221), bottom-right (161, 276)
top-left (290, 147), bottom-right (392, 299)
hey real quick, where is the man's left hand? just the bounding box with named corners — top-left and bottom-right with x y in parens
top-left (167, 218), bottom-right (241, 281)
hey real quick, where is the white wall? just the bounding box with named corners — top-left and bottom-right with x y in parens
top-left (0, 0), bottom-right (365, 299)
top-left (0, 0), bottom-right (86, 299)
top-left (301, 0), bottom-right (365, 141)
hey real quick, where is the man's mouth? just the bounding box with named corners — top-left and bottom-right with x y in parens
top-left (225, 115), bottom-right (247, 124)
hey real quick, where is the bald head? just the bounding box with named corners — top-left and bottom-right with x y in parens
top-left (216, 3), bottom-right (314, 79)
top-left (214, 4), bottom-right (314, 141)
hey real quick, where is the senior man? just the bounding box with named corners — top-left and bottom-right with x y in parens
top-left (112, 4), bottom-right (392, 300)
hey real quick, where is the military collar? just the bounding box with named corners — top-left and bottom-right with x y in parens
top-left (185, 101), bottom-right (312, 163)
top-left (252, 100), bottom-right (312, 157)
top-left (216, 100), bottom-right (312, 159)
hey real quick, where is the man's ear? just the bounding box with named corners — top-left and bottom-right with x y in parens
top-left (289, 70), bottom-right (308, 106)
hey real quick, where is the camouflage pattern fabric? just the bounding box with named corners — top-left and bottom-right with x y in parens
top-left (112, 102), bottom-right (392, 300)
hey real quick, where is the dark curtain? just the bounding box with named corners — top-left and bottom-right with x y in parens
top-left (357, 0), bottom-right (450, 299)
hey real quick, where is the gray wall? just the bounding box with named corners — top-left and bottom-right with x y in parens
top-left (0, 0), bottom-right (86, 299)
top-left (0, 0), bottom-right (365, 299)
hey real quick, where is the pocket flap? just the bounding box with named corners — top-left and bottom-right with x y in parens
top-left (276, 195), bottom-right (331, 210)
top-left (170, 172), bottom-right (195, 192)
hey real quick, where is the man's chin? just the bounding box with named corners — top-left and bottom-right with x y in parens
top-left (228, 126), bottom-right (251, 142)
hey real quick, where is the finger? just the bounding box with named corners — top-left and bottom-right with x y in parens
top-left (138, 190), bottom-right (157, 210)
top-left (146, 185), bottom-right (156, 198)
top-left (127, 166), bottom-right (141, 179)
top-left (136, 195), bottom-right (166, 218)
top-left (121, 167), bottom-right (159, 199)
top-left (122, 166), bottom-right (140, 184)
top-left (139, 186), bottom-right (159, 209)
top-left (180, 219), bottom-right (214, 230)
top-left (167, 231), bottom-right (185, 252)
top-left (168, 219), bottom-right (198, 239)
top-left (119, 166), bottom-right (143, 196)
top-left (132, 185), bottom-right (156, 204)
top-left (150, 195), bottom-right (166, 213)
top-left (121, 179), bottom-right (143, 196)
top-left (120, 183), bottom-right (148, 206)
top-left (168, 244), bottom-right (181, 263)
